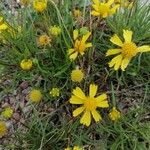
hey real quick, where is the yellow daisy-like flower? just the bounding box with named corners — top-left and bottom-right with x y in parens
top-left (106, 30), bottom-right (150, 71)
top-left (38, 34), bottom-right (51, 46)
top-left (20, 59), bottom-right (33, 71)
top-left (49, 88), bottom-right (60, 97)
top-left (20, 0), bottom-right (30, 5)
top-left (0, 121), bottom-right (7, 138)
top-left (33, 0), bottom-right (47, 12)
top-left (29, 89), bottom-right (42, 103)
top-left (69, 84), bottom-right (109, 126)
top-left (49, 26), bottom-right (61, 36)
top-left (65, 146), bottom-right (83, 150)
top-left (1, 107), bottom-right (13, 119)
top-left (71, 69), bottom-right (84, 82)
top-left (91, 0), bottom-right (119, 18)
top-left (109, 107), bottom-right (121, 121)
top-left (68, 30), bottom-right (92, 60)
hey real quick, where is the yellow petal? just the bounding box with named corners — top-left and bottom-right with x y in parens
top-left (108, 54), bottom-right (122, 68)
top-left (69, 95), bottom-right (84, 104)
top-left (137, 45), bottom-right (150, 52)
top-left (85, 43), bottom-right (92, 48)
top-left (110, 34), bottom-right (123, 47)
top-left (91, 11), bottom-right (100, 16)
top-left (89, 84), bottom-right (98, 97)
top-left (92, 0), bottom-right (100, 5)
top-left (92, 4), bottom-right (99, 11)
top-left (107, 0), bottom-right (114, 6)
top-left (80, 110), bottom-right (91, 126)
top-left (96, 93), bottom-right (107, 102)
top-left (73, 106), bottom-right (85, 117)
top-left (114, 54), bottom-right (123, 70)
top-left (68, 48), bottom-right (75, 55)
top-left (91, 110), bottom-right (102, 122)
top-left (106, 49), bottom-right (122, 56)
top-left (82, 32), bottom-right (91, 43)
top-left (73, 29), bottom-right (79, 40)
top-left (123, 30), bottom-right (133, 43)
top-left (121, 57), bottom-right (131, 71)
top-left (102, 12), bottom-right (108, 18)
top-left (96, 99), bottom-right (109, 108)
top-left (69, 51), bottom-right (78, 60)
top-left (110, 4), bottom-right (120, 15)
top-left (73, 87), bottom-right (86, 99)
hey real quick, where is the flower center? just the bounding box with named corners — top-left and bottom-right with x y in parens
top-left (75, 40), bottom-right (86, 53)
top-left (84, 97), bottom-right (97, 111)
top-left (98, 4), bottom-right (109, 16)
top-left (122, 42), bottom-right (137, 58)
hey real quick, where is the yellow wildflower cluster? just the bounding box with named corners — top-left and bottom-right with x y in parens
top-left (49, 88), bottom-right (60, 97)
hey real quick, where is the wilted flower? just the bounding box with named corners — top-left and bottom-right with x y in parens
top-left (20, 0), bottom-right (30, 5)
top-left (38, 34), bottom-right (51, 46)
top-left (0, 121), bottom-right (7, 138)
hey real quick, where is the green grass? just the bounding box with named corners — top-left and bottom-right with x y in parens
top-left (0, 0), bottom-right (150, 149)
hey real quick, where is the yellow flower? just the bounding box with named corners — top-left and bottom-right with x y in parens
top-left (68, 29), bottom-right (92, 60)
top-left (71, 69), bottom-right (84, 82)
top-left (65, 146), bottom-right (83, 150)
top-left (49, 26), bottom-right (61, 36)
top-left (69, 84), bottom-right (109, 126)
top-left (114, 0), bottom-right (133, 9)
top-left (20, 59), bottom-right (33, 71)
top-left (38, 35), bottom-right (51, 46)
top-left (49, 88), bottom-right (60, 97)
top-left (91, 0), bottom-right (119, 18)
top-left (106, 30), bottom-right (150, 71)
top-left (20, 0), bottom-right (30, 5)
top-left (33, 0), bottom-right (47, 12)
top-left (1, 107), bottom-right (13, 119)
top-left (0, 121), bottom-right (7, 138)
top-left (73, 146), bottom-right (83, 150)
top-left (73, 9), bottom-right (82, 18)
top-left (109, 107), bottom-right (121, 121)
top-left (0, 16), bottom-right (8, 31)
top-left (29, 89), bottom-right (42, 103)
